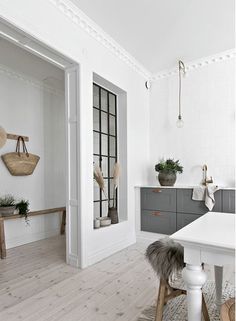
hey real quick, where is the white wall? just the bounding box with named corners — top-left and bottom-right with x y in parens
top-left (43, 88), bottom-right (66, 208)
top-left (0, 0), bottom-right (150, 267)
top-left (0, 63), bottom-right (65, 248)
top-left (149, 58), bottom-right (235, 187)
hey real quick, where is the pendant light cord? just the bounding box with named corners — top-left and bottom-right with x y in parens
top-left (178, 60), bottom-right (185, 119)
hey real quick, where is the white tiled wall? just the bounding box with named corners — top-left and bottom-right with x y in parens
top-left (149, 58), bottom-right (235, 187)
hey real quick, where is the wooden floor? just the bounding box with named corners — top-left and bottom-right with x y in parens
top-left (0, 236), bottom-right (234, 321)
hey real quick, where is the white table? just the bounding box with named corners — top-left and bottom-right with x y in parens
top-left (170, 212), bottom-right (235, 321)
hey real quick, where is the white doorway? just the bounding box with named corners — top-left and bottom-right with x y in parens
top-left (0, 18), bottom-right (81, 267)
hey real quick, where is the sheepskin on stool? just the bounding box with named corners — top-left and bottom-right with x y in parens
top-left (146, 237), bottom-right (184, 282)
top-left (145, 237), bottom-right (210, 321)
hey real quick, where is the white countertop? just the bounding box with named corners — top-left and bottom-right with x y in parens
top-left (170, 212), bottom-right (235, 250)
top-left (135, 185), bottom-right (235, 190)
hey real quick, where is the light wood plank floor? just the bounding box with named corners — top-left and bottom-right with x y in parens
top-left (0, 236), bottom-right (234, 321)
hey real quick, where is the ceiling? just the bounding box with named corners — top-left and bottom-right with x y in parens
top-left (71, 0), bottom-right (235, 74)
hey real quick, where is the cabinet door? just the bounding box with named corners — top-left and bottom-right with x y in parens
top-left (177, 213), bottom-right (202, 230)
top-left (141, 210), bottom-right (176, 234)
top-left (141, 188), bottom-right (176, 212)
top-left (222, 190), bottom-right (235, 213)
top-left (177, 189), bottom-right (222, 214)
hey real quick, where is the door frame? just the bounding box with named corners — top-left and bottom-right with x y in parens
top-left (0, 17), bottom-right (82, 268)
top-left (65, 66), bottom-right (81, 267)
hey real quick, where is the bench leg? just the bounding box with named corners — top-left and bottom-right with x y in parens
top-left (60, 210), bottom-right (66, 235)
top-left (0, 218), bottom-right (6, 259)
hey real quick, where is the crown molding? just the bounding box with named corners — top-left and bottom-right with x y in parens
top-left (151, 49), bottom-right (236, 81)
top-left (49, 0), bottom-right (151, 79)
top-left (0, 63), bottom-right (64, 96)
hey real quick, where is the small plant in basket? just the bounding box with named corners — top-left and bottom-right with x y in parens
top-left (0, 194), bottom-right (16, 216)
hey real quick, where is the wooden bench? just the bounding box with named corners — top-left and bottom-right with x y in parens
top-left (0, 207), bottom-right (66, 259)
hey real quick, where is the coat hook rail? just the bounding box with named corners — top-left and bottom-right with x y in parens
top-left (7, 133), bottom-right (29, 142)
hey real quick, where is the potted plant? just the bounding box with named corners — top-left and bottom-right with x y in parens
top-left (155, 158), bottom-right (183, 186)
top-left (0, 194), bottom-right (16, 216)
top-left (16, 199), bottom-right (30, 223)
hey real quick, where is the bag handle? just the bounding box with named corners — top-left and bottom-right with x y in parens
top-left (16, 136), bottom-right (29, 157)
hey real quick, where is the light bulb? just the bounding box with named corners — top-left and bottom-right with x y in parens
top-left (176, 116), bottom-right (184, 128)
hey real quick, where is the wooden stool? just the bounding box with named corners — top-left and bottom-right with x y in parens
top-left (146, 238), bottom-right (210, 321)
top-left (221, 298), bottom-right (235, 321)
top-left (156, 278), bottom-right (209, 321)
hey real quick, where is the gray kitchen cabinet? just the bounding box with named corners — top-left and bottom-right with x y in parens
top-left (222, 190), bottom-right (235, 213)
top-left (140, 187), bottom-right (234, 235)
top-left (141, 210), bottom-right (177, 234)
top-left (141, 188), bottom-right (176, 212)
top-left (177, 189), bottom-right (222, 214)
top-left (177, 213), bottom-right (202, 230)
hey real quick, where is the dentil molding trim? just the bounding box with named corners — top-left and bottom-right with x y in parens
top-left (48, 0), bottom-right (235, 82)
top-left (49, 0), bottom-right (151, 79)
top-left (0, 63), bottom-right (64, 96)
top-left (151, 49), bottom-right (236, 81)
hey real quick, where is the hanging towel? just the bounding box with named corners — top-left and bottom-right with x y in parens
top-left (192, 185), bottom-right (219, 211)
top-left (192, 186), bottom-right (206, 201)
top-left (205, 184), bottom-right (219, 211)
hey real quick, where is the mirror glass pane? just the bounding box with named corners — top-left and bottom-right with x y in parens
top-left (102, 179), bottom-right (108, 200)
top-left (102, 201), bottom-right (108, 217)
top-left (93, 84), bottom-right (99, 108)
top-left (93, 132), bottom-right (99, 154)
top-left (93, 108), bottom-right (99, 131)
top-left (94, 183), bottom-right (100, 202)
top-left (109, 136), bottom-right (116, 157)
top-left (101, 157), bottom-right (108, 177)
top-left (101, 111), bottom-right (108, 133)
top-left (109, 93), bottom-right (115, 114)
top-left (93, 155), bottom-right (100, 167)
top-left (94, 202), bottom-right (100, 219)
top-left (109, 115), bottom-right (116, 135)
top-left (101, 89), bottom-right (108, 111)
top-left (101, 134), bottom-right (108, 155)
top-left (109, 158), bottom-right (116, 177)
top-left (109, 178), bottom-right (114, 201)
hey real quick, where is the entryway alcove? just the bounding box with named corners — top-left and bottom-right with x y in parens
top-left (0, 18), bottom-right (81, 268)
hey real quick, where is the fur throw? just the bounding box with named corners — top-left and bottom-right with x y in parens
top-left (146, 237), bottom-right (184, 281)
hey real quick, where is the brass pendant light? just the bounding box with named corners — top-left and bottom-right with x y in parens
top-left (176, 60), bottom-right (186, 128)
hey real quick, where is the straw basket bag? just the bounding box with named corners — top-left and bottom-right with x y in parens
top-left (1, 136), bottom-right (40, 176)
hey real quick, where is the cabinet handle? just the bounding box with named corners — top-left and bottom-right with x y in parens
top-left (152, 189), bottom-right (162, 193)
top-left (152, 211), bottom-right (161, 216)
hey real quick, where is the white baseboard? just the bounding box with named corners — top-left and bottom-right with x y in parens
top-left (67, 253), bottom-right (80, 268)
top-left (87, 235), bottom-right (136, 267)
top-left (6, 228), bottom-right (61, 249)
top-left (136, 230), bottom-right (167, 243)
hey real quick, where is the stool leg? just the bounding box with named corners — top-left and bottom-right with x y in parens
top-left (155, 279), bottom-right (166, 321)
top-left (202, 294), bottom-right (210, 321)
top-left (60, 210), bottom-right (66, 235)
top-left (0, 218), bottom-right (6, 259)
